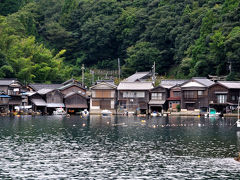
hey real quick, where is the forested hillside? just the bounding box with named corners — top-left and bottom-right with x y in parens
top-left (0, 0), bottom-right (240, 83)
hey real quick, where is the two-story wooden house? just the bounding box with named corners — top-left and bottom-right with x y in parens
top-left (149, 85), bottom-right (167, 113)
top-left (28, 84), bottom-right (63, 114)
top-left (181, 77), bottom-right (214, 111)
top-left (0, 79), bottom-right (23, 112)
top-left (117, 82), bottom-right (153, 114)
top-left (208, 81), bottom-right (240, 113)
top-left (90, 81), bottom-right (117, 114)
top-left (59, 83), bottom-right (87, 114)
top-left (167, 84), bottom-right (182, 111)
top-left (160, 80), bottom-right (187, 111)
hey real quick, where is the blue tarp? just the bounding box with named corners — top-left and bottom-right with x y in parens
top-left (0, 95), bottom-right (10, 98)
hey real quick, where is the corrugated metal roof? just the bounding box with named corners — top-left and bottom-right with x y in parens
top-left (47, 103), bottom-right (65, 108)
top-left (123, 72), bottom-right (151, 82)
top-left (160, 80), bottom-right (187, 89)
top-left (31, 98), bottom-right (46, 106)
top-left (37, 89), bottom-right (54, 95)
top-left (117, 82), bottom-right (153, 90)
top-left (193, 77), bottom-right (214, 87)
top-left (218, 81), bottom-right (240, 89)
top-left (29, 84), bottom-right (62, 91)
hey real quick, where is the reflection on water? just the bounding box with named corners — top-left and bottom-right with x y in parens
top-left (0, 115), bottom-right (240, 179)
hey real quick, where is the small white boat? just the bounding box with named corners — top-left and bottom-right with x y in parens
top-left (101, 109), bottom-right (112, 116)
top-left (151, 111), bottom-right (158, 117)
top-left (237, 120), bottom-right (240, 128)
top-left (53, 108), bottom-right (66, 115)
top-left (81, 109), bottom-right (89, 117)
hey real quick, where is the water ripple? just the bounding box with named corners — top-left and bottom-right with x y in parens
top-left (0, 115), bottom-right (240, 179)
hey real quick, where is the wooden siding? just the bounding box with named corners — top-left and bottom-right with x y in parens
top-left (94, 90), bottom-right (113, 98)
top-left (181, 88), bottom-right (209, 110)
top-left (65, 94), bottom-right (87, 108)
top-left (118, 90), bottom-right (150, 110)
top-left (208, 84), bottom-right (228, 104)
top-left (92, 100), bottom-right (100, 106)
top-left (0, 98), bottom-right (9, 105)
top-left (46, 90), bottom-right (63, 104)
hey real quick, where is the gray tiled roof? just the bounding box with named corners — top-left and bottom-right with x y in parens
top-left (37, 89), bottom-right (54, 95)
top-left (29, 84), bottom-right (62, 91)
top-left (123, 72), bottom-right (151, 82)
top-left (218, 81), bottom-right (240, 89)
top-left (62, 78), bottom-right (82, 86)
top-left (31, 98), bottom-right (46, 106)
top-left (58, 83), bottom-right (85, 91)
top-left (117, 82), bottom-right (153, 90)
top-left (160, 80), bottom-right (187, 89)
top-left (193, 77), bottom-right (215, 87)
top-left (64, 91), bottom-right (86, 98)
top-left (0, 79), bottom-right (19, 86)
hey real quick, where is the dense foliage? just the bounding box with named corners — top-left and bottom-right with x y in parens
top-left (1, 0), bottom-right (240, 83)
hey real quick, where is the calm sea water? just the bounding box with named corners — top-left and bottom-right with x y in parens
top-left (0, 115), bottom-right (240, 179)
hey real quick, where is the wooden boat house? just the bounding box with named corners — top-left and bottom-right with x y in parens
top-left (0, 79), bottom-right (23, 112)
top-left (149, 85), bottom-right (167, 114)
top-left (90, 81), bottom-right (117, 114)
top-left (59, 83), bottom-right (88, 114)
top-left (208, 81), bottom-right (240, 113)
top-left (160, 80), bottom-right (187, 112)
top-left (117, 81), bottom-right (153, 114)
top-left (181, 78), bottom-right (214, 111)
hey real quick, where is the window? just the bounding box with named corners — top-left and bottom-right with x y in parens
top-left (217, 95), bottom-right (227, 103)
top-left (183, 91), bottom-right (195, 99)
top-left (173, 91), bottom-right (180, 97)
top-left (198, 91), bottom-right (204, 96)
top-left (232, 96), bottom-right (235, 101)
top-left (152, 93), bottom-right (163, 100)
top-left (136, 92), bottom-right (145, 98)
top-left (123, 91), bottom-right (145, 98)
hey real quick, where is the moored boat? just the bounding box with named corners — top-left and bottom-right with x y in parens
top-left (81, 109), bottom-right (89, 117)
top-left (53, 108), bottom-right (66, 115)
top-left (101, 109), bottom-right (112, 116)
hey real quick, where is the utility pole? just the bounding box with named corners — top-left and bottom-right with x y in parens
top-left (229, 61), bottom-right (232, 74)
top-left (81, 64), bottom-right (85, 87)
top-left (90, 70), bottom-right (95, 85)
top-left (118, 58), bottom-right (121, 80)
top-left (152, 61), bottom-right (156, 85)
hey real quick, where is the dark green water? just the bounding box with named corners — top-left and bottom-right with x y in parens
top-left (0, 115), bottom-right (240, 179)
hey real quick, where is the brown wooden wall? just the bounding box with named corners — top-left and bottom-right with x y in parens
top-left (208, 84), bottom-right (228, 103)
top-left (0, 98), bottom-right (9, 105)
top-left (181, 88), bottom-right (209, 109)
top-left (94, 90), bottom-right (114, 98)
top-left (46, 90), bottom-right (63, 103)
top-left (65, 94), bottom-right (87, 107)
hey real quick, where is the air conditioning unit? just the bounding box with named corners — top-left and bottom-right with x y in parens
top-left (130, 99), bottom-right (134, 102)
